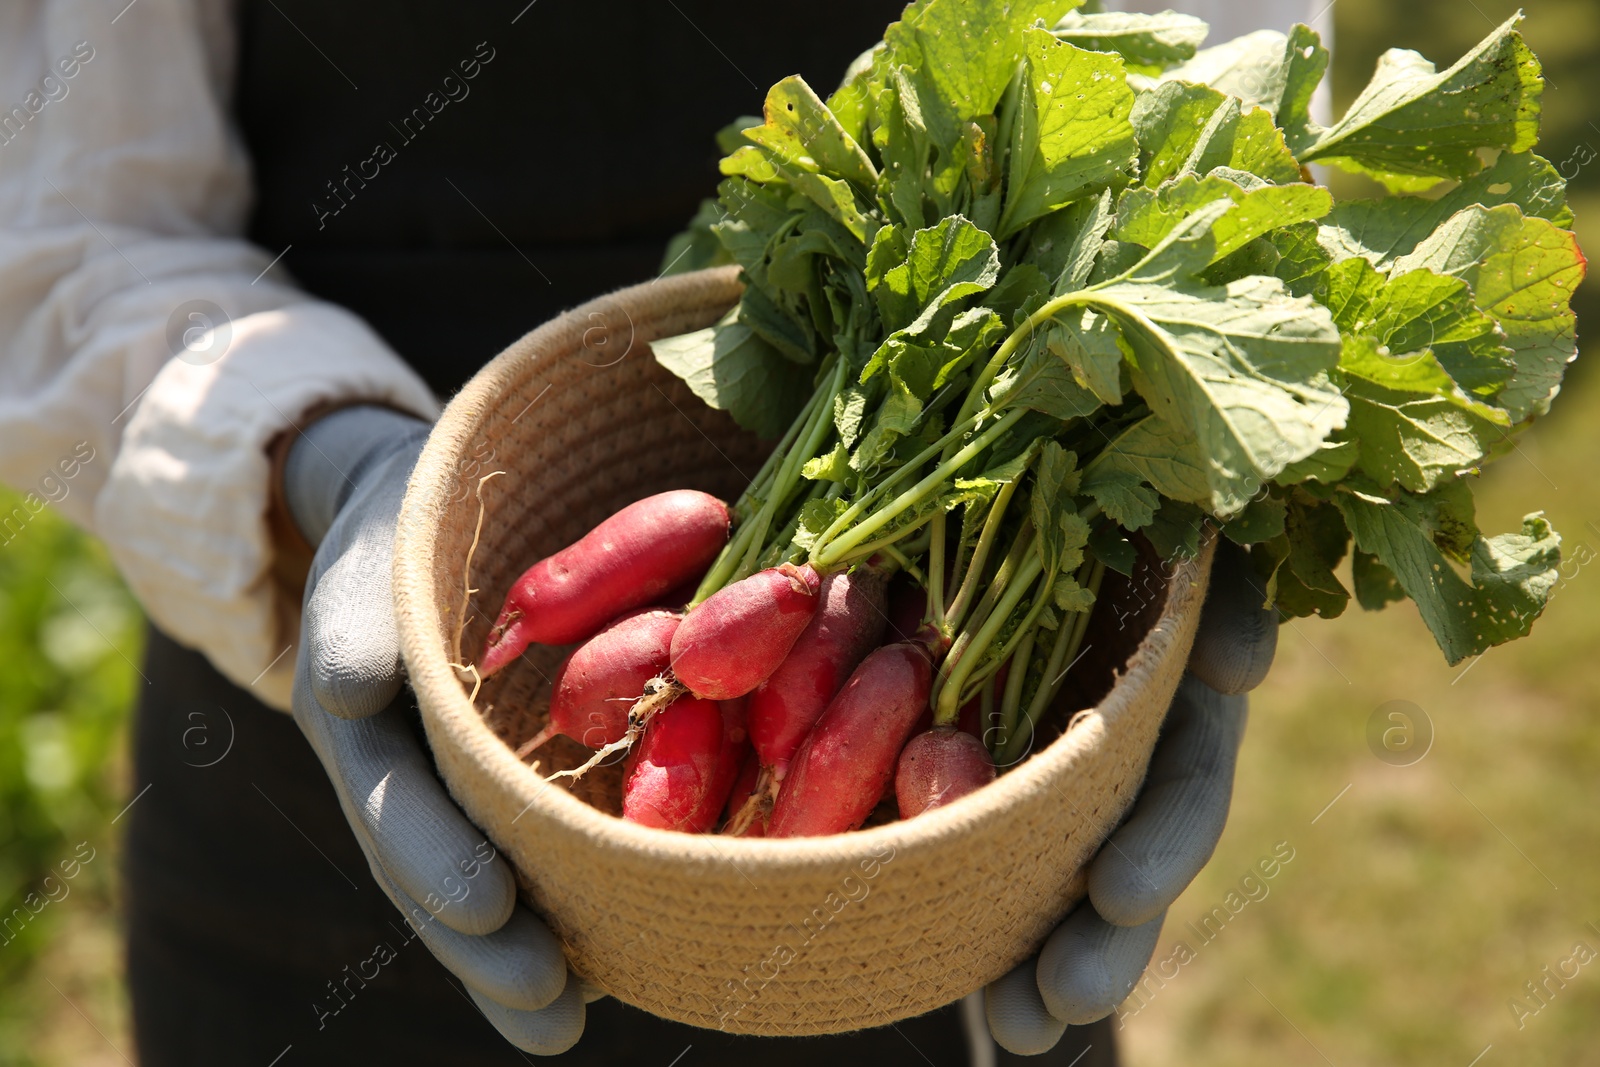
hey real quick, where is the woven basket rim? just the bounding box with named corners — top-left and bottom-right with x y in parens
top-left (393, 265), bottom-right (1211, 870)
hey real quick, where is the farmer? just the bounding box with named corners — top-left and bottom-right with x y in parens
top-left (0, 0), bottom-right (1321, 1062)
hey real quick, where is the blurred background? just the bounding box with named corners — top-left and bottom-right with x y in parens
top-left (1, 0), bottom-right (1595, 1063)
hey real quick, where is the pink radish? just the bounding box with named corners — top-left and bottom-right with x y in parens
top-left (480, 490), bottom-right (730, 677)
top-left (767, 641), bottom-right (934, 837)
top-left (723, 752), bottom-right (766, 837)
top-left (621, 696), bottom-right (727, 832)
top-left (734, 563), bottom-right (889, 830)
top-left (547, 609), bottom-right (680, 748)
top-left (895, 726), bottom-right (996, 818)
top-left (669, 563), bottom-right (822, 700)
top-left (885, 577), bottom-right (927, 644)
top-left (678, 699), bottom-right (750, 833)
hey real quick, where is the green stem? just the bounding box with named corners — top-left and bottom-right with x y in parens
top-left (928, 516), bottom-right (947, 629)
top-left (999, 560), bottom-right (1105, 765)
top-left (935, 550), bottom-right (1043, 725)
top-left (996, 626), bottom-right (1036, 756)
top-left (813, 408), bottom-right (1025, 568)
top-left (807, 403), bottom-right (1000, 560)
top-left (737, 357), bottom-right (845, 579)
top-left (943, 477), bottom-right (1020, 635)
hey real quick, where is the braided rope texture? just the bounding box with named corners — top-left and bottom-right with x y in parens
top-left (392, 266), bottom-right (1214, 1036)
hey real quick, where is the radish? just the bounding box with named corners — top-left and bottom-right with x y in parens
top-left (547, 610), bottom-right (681, 748)
top-left (885, 577), bottom-right (927, 644)
top-left (480, 490), bottom-right (729, 677)
top-left (679, 699), bottom-right (750, 833)
top-left (669, 563), bottom-right (822, 700)
top-left (621, 696), bottom-right (728, 832)
top-left (895, 726), bottom-right (996, 818)
top-left (731, 563), bottom-right (889, 832)
top-left (767, 641), bottom-right (934, 837)
top-left (723, 752), bottom-right (766, 837)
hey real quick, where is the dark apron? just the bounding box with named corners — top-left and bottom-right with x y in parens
top-left (124, 3), bottom-right (1117, 1063)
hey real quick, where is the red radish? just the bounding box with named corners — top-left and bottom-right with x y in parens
top-left (732, 563), bottom-right (889, 830)
top-left (547, 610), bottom-right (680, 748)
top-left (621, 696), bottom-right (727, 832)
top-left (894, 726), bottom-right (996, 818)
top-left (767, 641), bottom-right (934, 837)
top-left (669, 563), bottom-right (822, 700)
top-left (885, 578), bottom-right (927, 644)
top-left (723, 752), bottom-right (766, 837)
top-left (480, 490), bottom-right (730, 677)
top-left (678, 700), bottom-right (750, 833)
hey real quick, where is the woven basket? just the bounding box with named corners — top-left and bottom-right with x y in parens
top-left (392, 265), bottom-right (1214, 1036)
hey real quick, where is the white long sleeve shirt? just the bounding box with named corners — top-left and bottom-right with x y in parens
top-left (0, 0), bottom-right (438, 710)
top-left (0, 0), bottom-right (1324, 714)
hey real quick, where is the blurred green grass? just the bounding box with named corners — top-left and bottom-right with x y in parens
top-left (0, 502), bottom-right (140, 1066)
top-left (0, 1), bottom-right (1596, 1063)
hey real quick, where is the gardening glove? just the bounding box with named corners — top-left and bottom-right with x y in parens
top-left (282, 404), bottom-right (585, 1055)
top-left (986, 540), bottom-right (1275, 1054)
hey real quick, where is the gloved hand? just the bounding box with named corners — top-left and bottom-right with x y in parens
top-left (985, 540), bottom-right (1277, 1054)
top-left (282, 405), bottom-right (586, 1055)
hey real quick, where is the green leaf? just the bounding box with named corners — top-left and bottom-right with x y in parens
top-left (1337, 335), bottom-right (1510, 493)
top-left (999, 28), bottom-right (1139, 237)
top-left (1223, 494), bottom-right (1287, 545)
top-left (1048, 308), bottom-right (1125, 405)
top-left (1258, 497), bottom-right (1351, 618)
top-left (1269, 220), bottom-right (1333, 301)
top-left (1352, 549), bottom-right (1405, 610)
top-left (1318, 151), bottom-right (1573, 268)
top-left (1088, 522), bottom-right (1138, 575)
top-left (802, 441), bottom-right (853, 482)
top-left (1021, 189), bottom-right (1117, 294)
top-left (890, 0), bottom-right (1082, 133)
top-left (1298, 14), bottom-right (1543, 184)
top-left (741, 76), bottom-right (879, 190)
top-left (1030, 441), bottom-right (1086, 575)
top-left (1081, 220), bottom-right (1348, 513)
top-left (869, 215), bottom-right (1001, 337)
top-left (1082, 468), bottom-right (1158, 530)
top-left (992, 333), bottom-right (1104, 420)
top-left (792, 497), bottom-right (851, 551)
top-left (1323, 257), bottom-right (1513, 397)
top-left (1115, 174), bottom-right (1333, 267)
top-left (1131, 81), bottom-right (1302, 188)
top-left (1335, 489), bottom-right (1561, 664)
top-left (1051, 9), bottom-right (1208, 76)
top-left (1275, 440), bottom-right (1358, 485)
top-left (1273, 24), bottom-right (1331, 152)
top-left (1143, 498), bottom-right (1206, 561)
top-left (1160, 29), bottom-right (1292, 112)
top-left (1083, 413), bottom-right (1211, 503)
top-left (1053, 574), bottom-right (1098, 611)
top-left (1393, 204), bottom-right (1584, 422)
top-left (651, 312), bottom-right (812, 439)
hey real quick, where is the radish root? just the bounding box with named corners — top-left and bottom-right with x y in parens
top-left (544, 674), bottom-right (686, 784)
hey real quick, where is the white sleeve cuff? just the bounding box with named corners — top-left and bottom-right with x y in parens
top-left (94, 302), bottom-right (440, 710)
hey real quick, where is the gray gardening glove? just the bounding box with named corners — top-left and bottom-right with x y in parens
top-left (986, 541), bottom-right (1276, 1054)
top-left (283, 405), bottom-right (585, 1055)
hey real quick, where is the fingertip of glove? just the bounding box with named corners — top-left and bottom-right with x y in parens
top-left (491, 911), bottom-right (570, 1011)
top-left (1190, 542), bottom-right (1278, 695)
top-left (1086, 858), bottom-right (1167, 929)
top-left (469, 980), bottom-right (586, 1056)
top-left (309, 654), bottom-right (403, 720)
top-left (432, 860), bottom-right (517, 937)
top-left (1037, 909), bottom-right (1164, 1026)
top-left (985, 963), bottom-right (1067, 1056)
